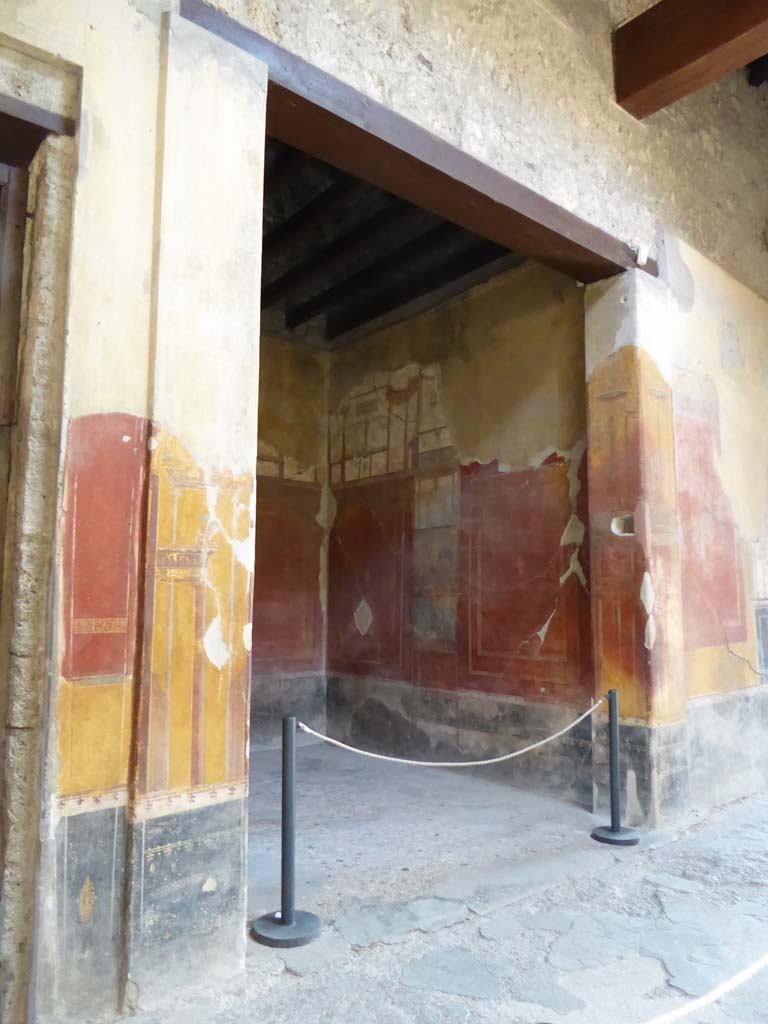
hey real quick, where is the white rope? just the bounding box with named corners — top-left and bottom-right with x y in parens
top-left (297, 696), bottom-right (604, 768)
top-left (639, 949), bottom-right (768, 1024)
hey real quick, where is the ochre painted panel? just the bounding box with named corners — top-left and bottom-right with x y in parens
top-left (137, 429), bottom-right (253, 797)
top-left (58, 678), bottom-right (133, 798)
top-left (588, 347), bottom-right (651, 721)
top-left (57, 413), bottom-right (254, 801)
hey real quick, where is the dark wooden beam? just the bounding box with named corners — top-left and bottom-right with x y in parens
top-left (262, 199), bottom-right (431, 308)
top-left (614, 0), bottom-right (768, 119)
top-left (285, 222), bottom-right (466, 329)
top-left (180, 0), bottom-right (655, 283)
top-left (265, 141), bottom-right (305, 183)
top-left (327, 251), bottom-right (525, 349)
top-left (325, 237), bottom-right (508, 340)
top-left (263, 177), bottom-right (361, 260)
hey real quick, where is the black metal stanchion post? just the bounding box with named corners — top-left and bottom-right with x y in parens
top-left (591, 689), bottom-right (639, 847)
top-left (251, 716), bottom-right (322, 947)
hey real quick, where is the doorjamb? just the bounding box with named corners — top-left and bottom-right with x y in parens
top-left (0, 96), bottom-right (77, 1024)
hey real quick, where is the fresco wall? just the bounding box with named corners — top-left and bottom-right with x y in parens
top-left (3, 0), bottom-right (768, 1018)
top-left (323, 263), bottom-right (594, 795)
top-left (585, 240), bottom-right (768, 823)
top-left (251, 333), bottom-right (327, 743)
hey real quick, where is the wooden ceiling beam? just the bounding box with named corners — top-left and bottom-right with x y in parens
top-left (262, 177), bottom-right (361, 261)
top-left (325, 238), bottom-right (509, 340)
top-left (326, 251), bottom-right (525, 349)
top-left (261, 199), bottom-right (431, 308)
top-left (285, 221), bottom-right (470, 329)
top-left (614, 0), bottom-right (768, 120)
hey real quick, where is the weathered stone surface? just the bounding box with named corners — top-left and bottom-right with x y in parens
top-left (0, 134), bottom-right (76, 1024)
top-left (505, 967), bottom-right (585, 1015)
top-left (401, 948), bottom-right (505, 999)
top-left (245, 941), bottom-right (284, 978)
top-left (278, 932), bottom-right (350, 977)
top-left (335, 897), bottom-right (468, 946)
top-left (434, 848), bottom-right (613, 912)
top-left (250, 674), bottom-right (326, 749)
top-left (641, 871), bottom-right (702, 895)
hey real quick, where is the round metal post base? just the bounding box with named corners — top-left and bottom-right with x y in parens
top-left (591, 825), bottom-right (640, 847)
top-left (250, 910), bottom-right (322, 948)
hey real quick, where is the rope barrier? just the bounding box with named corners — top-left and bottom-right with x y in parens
top-left (639, 949), bottom-right (768, 1024)
top-left (254, 692), bottom-right (627, 949)
top-left (297, 696), bottom-right (605, 768)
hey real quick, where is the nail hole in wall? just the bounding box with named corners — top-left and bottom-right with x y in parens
top-left (611, 513), bottom-right (635, 537)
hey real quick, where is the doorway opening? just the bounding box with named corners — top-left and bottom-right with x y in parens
top-left (247, 135), bottom-right (595, 922)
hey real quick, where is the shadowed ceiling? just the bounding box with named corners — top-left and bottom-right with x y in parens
top-left (261, 138), bottom-right (524, 349)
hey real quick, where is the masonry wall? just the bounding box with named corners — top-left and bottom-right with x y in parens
top-left (324, 263), bottom-right (594, 798)
top-left (585, 241), bottom-right (768, 824)
top-left (251, 333), bottom-right (327, 744)
top-left (212, 0), bottom-right (768, 305)
top-left (664, 245), bottom-right (768, 811)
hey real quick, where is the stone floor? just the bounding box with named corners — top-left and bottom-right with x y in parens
top-left (138, 743), bottom-right (768, 1024)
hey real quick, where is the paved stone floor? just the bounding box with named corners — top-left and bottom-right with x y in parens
top-left (135, 743), bottom-right (768, 1024)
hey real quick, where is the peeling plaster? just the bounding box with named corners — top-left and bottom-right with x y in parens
top-left (203, 615), bottom-right (230, 670)
top-left (560, 515), bottom-right (585, 547)
top-left (205, 478), bottom-right (255, 572)
top-left (330, 264), bottom-right (586, 473)
top-left (644, 614), bottom-right (657, 651)
top-left (554, 439), bottom-right (589, 594)
top-left (354, 598), bottom-right (373, 637)
top-left (536, 609), bottom-right (557, 646)
top-left (559, 549), bottom-right (587, 590)
top-left (640, 571), bottom-right (656, 617)
top-left (585, 258), bottom-right (680, 386)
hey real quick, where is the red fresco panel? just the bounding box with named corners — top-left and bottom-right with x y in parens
top-left (327, 476), bottom-right (413, 678)
top-left (457, 461), bottom-right (591, 701)
top-left (251, 478), bottom-right (323, 672)
top-left (62, 413), bottom-right (148, 680)
top-left (675, 411), bottom-right (746, 650)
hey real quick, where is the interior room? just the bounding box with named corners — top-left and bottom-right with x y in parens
top-left (249, 136), bottom-right (595, 802)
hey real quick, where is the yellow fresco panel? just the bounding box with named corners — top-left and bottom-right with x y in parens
top-left (58, 678), bottom-right (132, 797)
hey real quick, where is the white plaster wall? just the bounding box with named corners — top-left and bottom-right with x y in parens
top-left (154, 14), bottom-right (266, 474)
top-left (215, 0), bottom-right (768, 301)
top-left (0, 0), bottom-right (171, 422)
